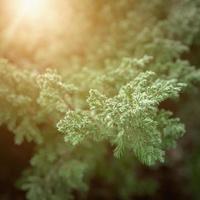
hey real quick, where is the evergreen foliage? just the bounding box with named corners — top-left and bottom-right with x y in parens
top-left (0, 0), bottom-right (200, 199)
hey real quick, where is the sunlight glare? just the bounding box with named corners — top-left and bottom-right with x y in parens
top-left (17, 0), bottom-right (48, 21)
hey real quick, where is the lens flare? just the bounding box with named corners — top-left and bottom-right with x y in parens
top-left (4, 0), bottom-right (60, 28)
top-left (18, 0), bottom-right (46, 20)
top-left (15, 0), bottom-right (51, 23)
top-left (3, 0), bottom-right (61, 37)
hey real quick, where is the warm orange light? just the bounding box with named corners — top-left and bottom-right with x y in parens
top-left (4, 0), bottom-right (61, 34)
top-left (1, 0), bottom-right (63, 50)
top-left (18, 0), bottom-right (48, 19)
top-left (16, 0), bottom-right (49, 22)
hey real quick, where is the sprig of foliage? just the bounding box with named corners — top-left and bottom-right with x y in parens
top-left (58, 70), bottom-right (185, 165)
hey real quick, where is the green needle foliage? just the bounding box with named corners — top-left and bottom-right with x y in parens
top-left (0, 0), bottom-right (200, 199)
top-left (58, 70), bottom-right (185, 165)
